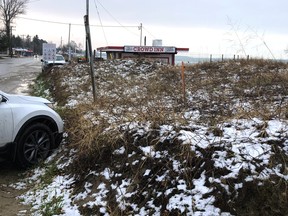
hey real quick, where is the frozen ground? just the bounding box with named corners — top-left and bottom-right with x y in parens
top-left (11, 59), bottom-right (288, 215)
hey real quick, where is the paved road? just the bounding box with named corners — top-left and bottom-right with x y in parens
top-left (0, 57), bottom-right (40, 215)
top-left (0, 56), bottom-right (41, 94)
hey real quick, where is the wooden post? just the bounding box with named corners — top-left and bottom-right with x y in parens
top-left (139, 23), bottom-right (143, 46)
top-left (68, 23), bottom-right (71, 62)
top-left (84, 14), bottom-right (97, 102)
top-left (85, 0), bottom-right (89, 62)
top-left (181, 61), bottom-right (186, 106)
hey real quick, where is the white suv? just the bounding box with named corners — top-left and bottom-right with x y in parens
top-left (0, 91), bottom-right (64, 168)
top-left (41, 54), bottom-right (67, 72)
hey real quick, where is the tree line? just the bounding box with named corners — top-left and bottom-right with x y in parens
top-left (0, 0), bottom-right (29, 54)
top-left (0, 32), bottom-right (48, 54)
top-left (0, 0), bottom-right (48, 55)
top-left (0, 0), bottom-right (49, 55)
top-left (0, 0), bottom-right (83, 56)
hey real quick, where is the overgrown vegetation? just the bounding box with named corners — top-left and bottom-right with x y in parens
top-left (39, 195), bottom-right (64, 216)
top-left (34, 58), bottom-right (288, 215)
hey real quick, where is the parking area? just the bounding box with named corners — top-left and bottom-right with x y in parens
top-left (0, 56), bottom-right (42, 215)
top-left (0, 56), bottom-right (41, 94)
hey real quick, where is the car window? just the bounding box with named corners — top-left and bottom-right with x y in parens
top-left (56, 56), bottom-right (64, 61)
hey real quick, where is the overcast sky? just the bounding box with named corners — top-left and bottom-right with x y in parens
top-left (13, 0), bottom-right (288, 58)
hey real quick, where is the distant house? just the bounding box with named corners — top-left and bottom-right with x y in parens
top-left (97, 44), bottom-right (189, 65)
top-left (13, 48), bottom-right (33, 56)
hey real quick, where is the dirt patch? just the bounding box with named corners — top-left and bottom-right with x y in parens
top-left (0, 57), bottom-right (41, 215)
top-left (0, 160), bottom-right (30, 216)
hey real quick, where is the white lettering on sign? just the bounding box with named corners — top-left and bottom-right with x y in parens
top-left (124, 46), bottom-right (176, 53)
top-left (42, 43), bottom-right (56, 61)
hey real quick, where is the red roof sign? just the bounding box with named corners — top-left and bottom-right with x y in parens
top-left (124, 46), bottom-right (176, 53)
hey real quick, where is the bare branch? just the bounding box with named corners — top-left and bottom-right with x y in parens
top-left (0, 0), bottom-right (28, 24)
top-left (0, 0), bottom-right (29, 54)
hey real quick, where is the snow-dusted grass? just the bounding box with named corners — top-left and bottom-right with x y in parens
top-left (18, 59), bottom-right (288, 215)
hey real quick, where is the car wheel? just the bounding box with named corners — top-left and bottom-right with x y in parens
top-left (15, 123), bottom-right (54, 168)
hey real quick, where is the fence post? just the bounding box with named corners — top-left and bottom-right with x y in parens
top-left (181, 61), bottom-right (186, 107)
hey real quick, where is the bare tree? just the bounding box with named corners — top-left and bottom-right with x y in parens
top-left (0, 0), bottom-right (29, 55)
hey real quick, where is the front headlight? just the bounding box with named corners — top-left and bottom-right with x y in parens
top-left (45, 103), bottom-right (55, 110)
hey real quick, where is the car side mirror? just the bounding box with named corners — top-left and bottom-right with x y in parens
top-left (41, 59), bottom-right (44, 62)
top-left (0, 94), bottom-right (7, 103)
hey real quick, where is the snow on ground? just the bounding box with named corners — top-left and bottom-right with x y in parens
top-left (14, 117), bottom-right (288, 215)
top-left (12, 59), bottom-right (288, 215)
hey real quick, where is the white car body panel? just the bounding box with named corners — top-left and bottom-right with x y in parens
top-left (0, 102), bottom-right (13, 146)
top-left (0, 91), bottom-right (64, 148)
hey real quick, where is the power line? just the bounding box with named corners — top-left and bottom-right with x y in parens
top-left (95, 0), bottom-right (157, 41)
top-left (18, 16), bottom-right (75, 25)
top-left (17, 16), bottom-right (139, 28)
top-left (143, 26), bottom-right (156, 40)
top-left (96, 0), bottom-right (139, 37)
top-left (93, 0), bottom-right (108, 45)
top-left (16, 11), bottom-right (157, 45)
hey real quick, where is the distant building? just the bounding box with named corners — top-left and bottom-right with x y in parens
top-left (97, 45), bottom-right (189, 65)
top-left (12, 48), bottom-right (33, 56)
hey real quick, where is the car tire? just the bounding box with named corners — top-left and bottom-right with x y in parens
top-left (15, 123), bottom-right (54, 168)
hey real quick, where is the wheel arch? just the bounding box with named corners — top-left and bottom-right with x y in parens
top-left (12, 115), bottom-right (60, 160)
top-left (15, 115), bottom-right (59, 141)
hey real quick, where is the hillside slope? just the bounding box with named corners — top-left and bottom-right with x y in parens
top-left (17, 59), bottom-right (288, 215)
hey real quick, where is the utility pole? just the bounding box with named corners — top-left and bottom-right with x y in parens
top-left (85, 0), bottom-right (89, 61)
top-left (85, 0), bottom-right (96, 102)
top-left (139, 23), bottom-right (143, 46)
top-left (86, 0), bottom-right (89, 16)
top-left (21, 34), bottom-right (26, 47)
top-left (68, 23), bottom-right (71, 61)
top-left (9, 25), bottom-right (15, 58)
top-left (60, 36), bottom-right (63, 53)
top-left (10, 26), bottom-right (13, 57)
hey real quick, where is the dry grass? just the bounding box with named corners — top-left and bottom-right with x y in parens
top-left (184, 59), bottom-right (288, 123)
top-left (40, 58), bottom-right (288, 215)
top-left (49, 59), bottom-right (288, 127)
